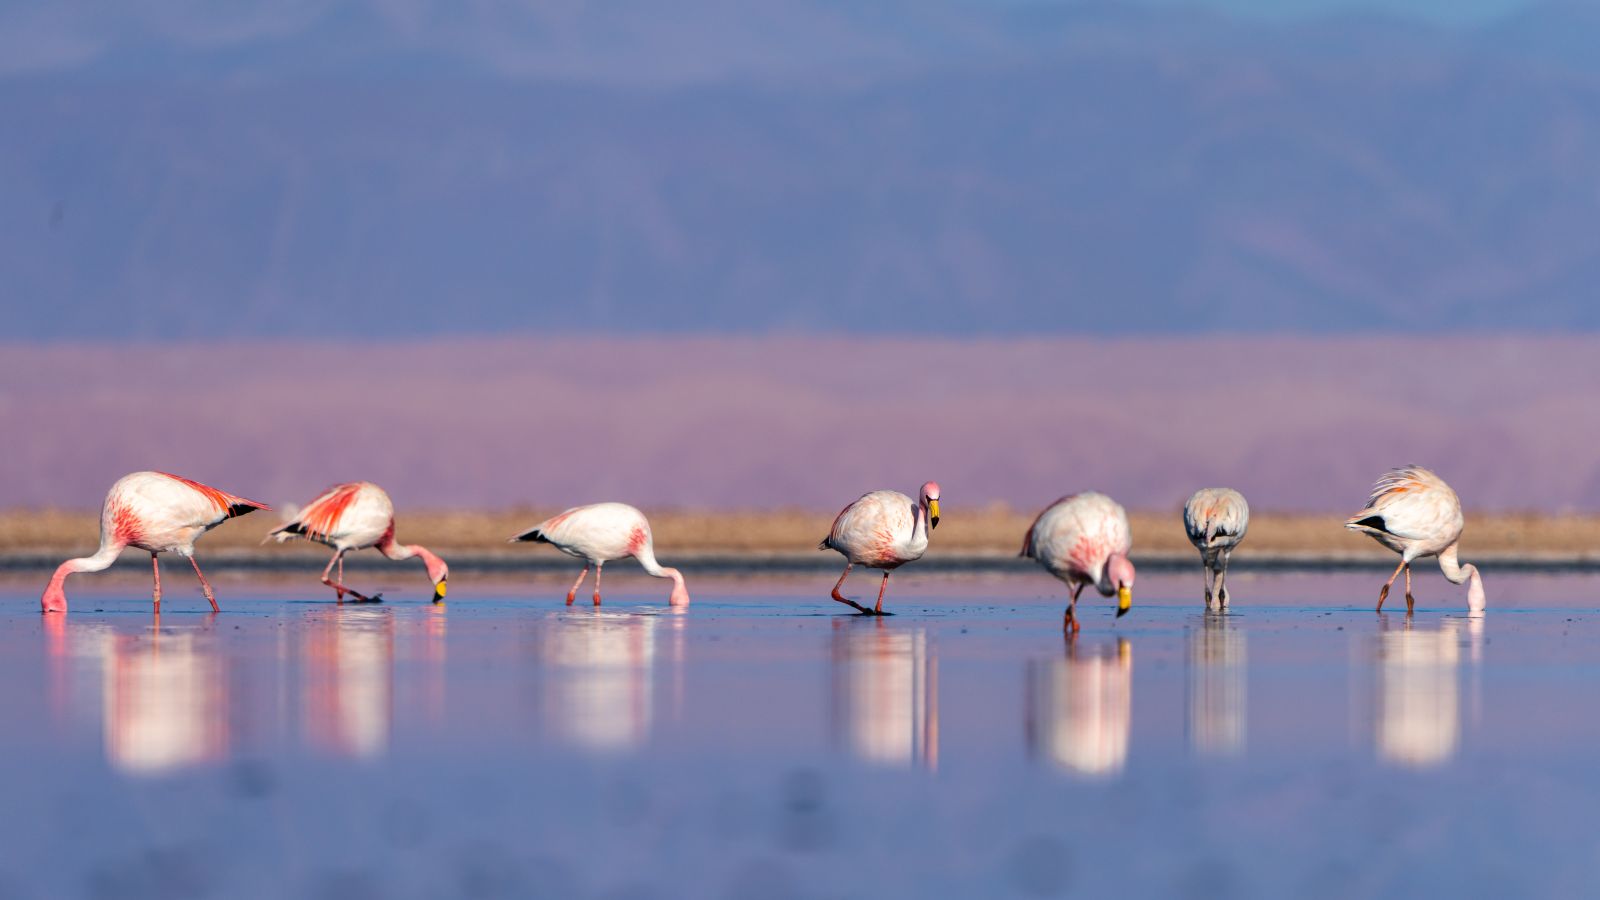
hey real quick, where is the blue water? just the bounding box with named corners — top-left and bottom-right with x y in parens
top-left (1, 569), bottom-right (1597, 898)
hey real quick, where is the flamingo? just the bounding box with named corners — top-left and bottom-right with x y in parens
top-left (511, 503), bottom-right (690, 607)
top-left (1346, 465), bottom-right (1485, 614)
top-left (268, 482), bottom-right (448, 603)
top-left (818, 482), bottom-right (941, 616)
top-left (1021, 492), bottom-right (1135, 632)
top-left (41, 471), bottom-right (269, 614)
top-left (1183, 487), bottom-right (1250, 609)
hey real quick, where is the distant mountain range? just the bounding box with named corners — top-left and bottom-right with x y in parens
top-left (6, 1), bottom-right (1600, 338)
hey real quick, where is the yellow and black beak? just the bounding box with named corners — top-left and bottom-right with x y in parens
top-left (432, 579), bottom-right (448, 604)
top-left (927, 498), bottom-right (940, 530)
top-left (1116, 585), bottom-right (1132, 618)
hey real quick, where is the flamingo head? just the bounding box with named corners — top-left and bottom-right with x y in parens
top-left (920, 481), bottom-right (942, 530)
top-left (41, 582), bottom-right (68, 614)
top-left (1106, 553), bottom-right (1135, 617)
top-left (416, 548), bottom-right (449, 603)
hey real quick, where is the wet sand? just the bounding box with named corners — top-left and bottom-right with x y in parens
top-left (2, 570), bottom-right (1598, 897)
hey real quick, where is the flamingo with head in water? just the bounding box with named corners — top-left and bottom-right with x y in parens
top-left (512, 502), bottom-right (690, 607)
top-left (268, 481), bottom-right (449, 603)
top-left (818, 482), bottom-right (941, 616)
top-left (1346, 465), bottom-right (1485, 614)
top-left (41, 471), bottom-right (269, 614)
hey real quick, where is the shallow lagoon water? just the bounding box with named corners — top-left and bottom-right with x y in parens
top-left (2, 568), bottom-right (1600, 898)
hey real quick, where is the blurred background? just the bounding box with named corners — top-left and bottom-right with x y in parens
top-left (5, 0), bottom-right (1599, 516)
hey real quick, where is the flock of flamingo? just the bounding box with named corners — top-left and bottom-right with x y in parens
top-left (40, 465), bottom-right (1485, 626)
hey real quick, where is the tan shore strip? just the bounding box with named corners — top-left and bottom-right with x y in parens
top-left (2, 508), bottom-right (1597, 571)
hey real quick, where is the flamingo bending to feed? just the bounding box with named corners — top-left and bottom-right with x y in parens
top-left (269, 482), bottom-right (449, 603)
top-left (1183, 487), bottom-right (1250, 609)
top-left (818, 482), bottom-right (940, 616)
top-left (1346, 465), bottom-right (1485, 614)
top-left (511, 503), bottom-right (690, 607)
top-left (1021, 492), bottom-right (1135, 632)
top-left (41, 471), bottom-right (269, 614)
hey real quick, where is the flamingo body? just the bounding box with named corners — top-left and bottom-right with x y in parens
top-left (41, 471), bottom-right (269, 613)
top-left (818, 482), bottom-right (941, 615)
top-left (1021, 492), bottom-right (1135, 630)
top-left (1183, 487), bottom-right (1249, 609)
top-left (513, 503), bottom-right (690, 607)
top-left (1346, 465), bottom-right (1485, 612)
top-left (270, 482), bottom-right (449, 603)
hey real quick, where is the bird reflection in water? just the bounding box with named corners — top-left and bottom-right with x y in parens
top-left (1026, 637), bottom-right (1132, 777)
top-left (44, 613), bottom-right (229, 775)
top-left (1373, 614), bottom-right (1484, 768)
top-left (830, 620), bottom-right (938, 769)
top-left (1188, 613), bottom-right (1246, 757)
top-left (539, 609), bottom-right (664, 752)
top-left (304, 606), bottom-right (394, 759)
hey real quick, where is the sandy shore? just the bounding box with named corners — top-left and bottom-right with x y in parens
top-left (4, 508), bottom-right (1596, 568)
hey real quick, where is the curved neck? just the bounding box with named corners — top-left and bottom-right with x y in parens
top-left (634, 541), bottom-right (691, 606)
top-left (47, 541), bottom-right (124, 591)
top-left (1439, 543), bottom-right (1486, 611)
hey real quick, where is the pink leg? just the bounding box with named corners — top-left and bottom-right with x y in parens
top-left (189, 556), bottom-right (220, 613)
top-left (321, 550), bottom-right (378, 603)
top-left (874, 571), bottom-right (890, 614)
top-left (566, 565), bottom-right (590, 605)
top-left (593, 564), bottom-right (604, 606)
top-left (1064, 583), bottom-right (1085, 633)
top-left (1376, 558), bottom-right (1406, 612)
top-left (1404, 564), bottom-right (1415, 615)
top-left (829, 564), bottom-right (878, 615)
top-left (151, 553), bottom-right (162, 610)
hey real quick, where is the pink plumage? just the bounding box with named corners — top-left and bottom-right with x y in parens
top-left (1021, 492), bottom-right (1136, 631)
top-left (41, 471), bottom-right (270, 613)
top-left (513, 502), bottom-right (690, 607)
top-left (270, 481), bottom-right (449, 603)
top-left (818, 481), bottom-right (941, 615)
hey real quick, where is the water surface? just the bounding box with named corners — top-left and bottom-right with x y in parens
top-left (2, 569), bottom-right (1597, 898)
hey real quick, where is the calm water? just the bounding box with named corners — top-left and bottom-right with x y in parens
top-left (2, 569), bottom-right (1599, 898)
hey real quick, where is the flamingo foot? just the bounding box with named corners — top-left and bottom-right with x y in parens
top-left (830, 589), bottom-right (888, 616)
top-left (1405, 592), bottom-right (1415, 615)
top-left (1377, 582), bottom-right (1390, 613)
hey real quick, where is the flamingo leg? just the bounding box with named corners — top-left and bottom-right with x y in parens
top-left (1376, 558), bottom-right (1406, 612)
top-left (321, 550), bottom-right (379, 603)
top-left (566, 565), bottom-right (590, 605)
top-left (151, 553), bottom-right (162, 610)
top-left (1216, 551), bottom-right (1232, 608)
top-left (1202, 558), bottom-right (1214, 608)
top-left (1404, 563), bottom-right (1414, 615)
top-left (875, 571), bottom-right (890, 614)
top-left (189, 556), bottom-right (220, 613)
top-left (829, 563), bottom-right (876, 615)
top-left (593, 564), bottom-right (604, 606)
top-left (1064, 582), bottom-right (1085, 633)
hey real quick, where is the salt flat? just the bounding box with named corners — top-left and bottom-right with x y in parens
top-left (0, 570), bottom-right (1597, 898)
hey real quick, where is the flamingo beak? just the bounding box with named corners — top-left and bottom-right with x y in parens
top-left (432, 579), bottom-right (447, 603)
top-left (927, 498), bottom-right (940, 529)
top-left (1116, 585), bottom-right (1132, 617)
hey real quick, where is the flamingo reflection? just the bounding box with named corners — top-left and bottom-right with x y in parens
top-left (96, 615), bottom-right (228, 775)
top-left (1188, 614), bottom-right (1246, 756)
top-left (830, 621), bottom-right (939, 769)
top-left (540, 611), bottom-right (659, 752)
top-left (304, 607), bottom-right (394, 759)
top-left (1373, 615), bottom-right (1483, 767)
top-left (1026, 637), bottom-right (1132, 777)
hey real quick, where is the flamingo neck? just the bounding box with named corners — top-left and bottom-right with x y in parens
top-left (43, 541), bottom-right (124, 611)
top-left (635, 544), bottom-right (691, 606)
top-left (376, 533), bottom-right (416, 562)
top-left (1439, 544), bottom-right (1485, 611)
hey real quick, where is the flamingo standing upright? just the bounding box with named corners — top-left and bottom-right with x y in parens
top-left (1021, 492), bottom-right (1135, 632)
top-left (1183, 487), bottom-right (1250, 609)
top-left (512, 503), bottom-right (690, 607)
top-left (818, 482), bottom-right (941, 616)
top-left (268, 482), bottom-right (449, 603)
top-left (41, 471), bottom-right (269, 614)
top-left (1346, 465), bottom-right (1485, 614)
